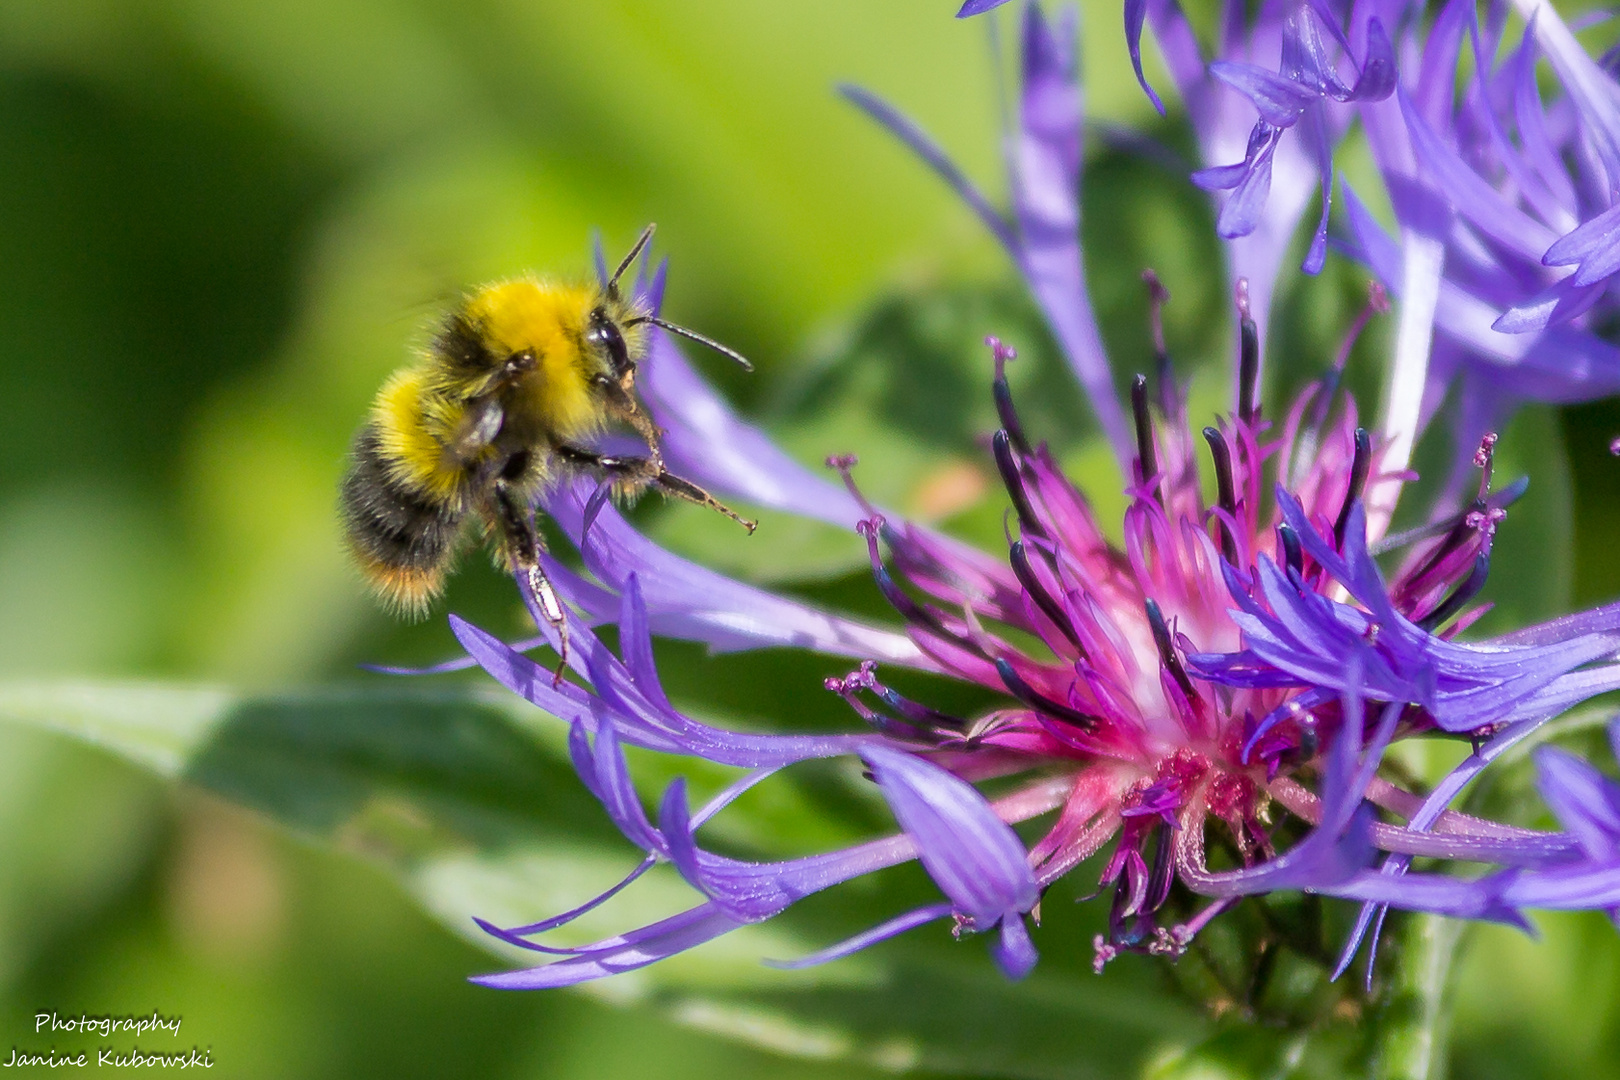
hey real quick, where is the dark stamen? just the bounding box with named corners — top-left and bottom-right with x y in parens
top-left (1145, 598), bottom-right (1197, 699)
top-left (1131, 374), bottom-right (1162, 506)
top-left (1236, 279), bottom-right (1260, 427)
top-left (994, 658), bottom-right (1099, 730)
top-left (878, 517), bottom-right (990, 601)
top-left (826, 454), bottom-right (881, 519)
top-left (1142, 270), bottom-right (1180, 416)
top-left (1419, 549), bottom-right (1492, 631)
top-left (1143, 269), bottom-right (1170, 357)
top-left (877, 519), bottom-right (979, 601)
top-left (860, 707), bottom-right (930, 741)
top-left (874, 684), bottom-right (972, 731)
top-left (1391, 436), bottom-right (1508, 583)
top-left (1106, 873), bottom-right (1140, 947)
top-left (1146, 822), bottom-right (1176, 912)
top-left (826, 675), bottom-right (930, 741)
top-left (1278, 523), bottom-right (1304, 581)
top-left (1157, 350), bottom-right (1179, 417)
top-left (993, 429), bottom-right (1048, 541)
top-left (1400, 514), bottom-right (1476, 588)
top-left (1201, 426), bottom-right (1240, 565)
top-left (1314, 281), bottom-right (1389, 429)
top-left (988, 336), bottom-right (1032, 456)
top-left (858, 521), bottom-right (960, 644)
top-left (1370, 475), bottom-right (1526, 557)
top-left (1334, 427), bottom-right (1372, 550)
top-left (1010, 540), bottom-right (1084, 653)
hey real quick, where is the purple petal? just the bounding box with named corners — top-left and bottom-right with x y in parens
top-left (618, 573), bottom-right (674, 712)
top-left (1324, 866), bottom-right (1516, 920)
top-left (1012, 1), bottom-right (1135, 467)
top-left (992, 913), bottom-right (1039, 980)
top-left (454, 613), bottom-right (872, 767)
top-left (1494, 276), bottom-right (1606, 333)
top-left (1344, 18), bottom-right (1396, 102)
top-left (581, 721), bottom-right (662, 853)
top-left (1501, 862), bottom-right (1620, 910)
top-left (546, 479), bottom-right (921, 664)
top-left (1301, 105), bottom-right (1331, 273)
top-left (838, 84), bottom-right (1017, 257)
top-left (1124, 0), bottom-right (1168, 117)
top-left (1191, 161), bottom-right (1251, 191)
top-left (449, 615), bottom-right (594, 722)
top-left (497, 857), bottom-right (656, 939)
top-left (1183, 803), bottom-right (1375, 898)
top-left (1397, 87), bottom-right (1559, 262)
top-left (1334, 716), bottom-right (1549, 975)
top-left (1411, 0), bottom-right (1471, 123)
top-left (1208, 124), bottom-right (1283, 238)
top-left (765, 903), bottom-right (955, 969)
top-left (1544, 202), bottom-right (1620, 286)
top-left (635, 302), bottom-right (873, 531)
top-left (957, 0), bottom-right (1013, 15)
top-left (658, 777), bottom-right (713, 900)
top-left (1533, 745), bottom-right (1620, 862)
top-left (1462, 17), bottom-right (1573, 234)
top-left (1525, 5), bottom-right (1620, 181)
top-left (860, 744), bottom-right (1039, 923)
top-left (1494, 599), bottom-right (1620, 647)
top-left (1490, 725), bottom-right (1620, 914)
top-left (1139, 0), bottom-right (1208, 106)
top-left (1344, 184), bottom-right (1620, 398)
top-left (1210, 61), bottom-right (1318, 127)
top-left (1511, 29), bottom-right (1579, 218)
top-left (471, 902), bottom-right (744, 989)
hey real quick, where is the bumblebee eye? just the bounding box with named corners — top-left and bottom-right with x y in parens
top-left (585, 309), bottom-right (632, 378)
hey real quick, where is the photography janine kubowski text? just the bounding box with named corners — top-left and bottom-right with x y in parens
top-left (3, 1012), bottom-right (212, 1069)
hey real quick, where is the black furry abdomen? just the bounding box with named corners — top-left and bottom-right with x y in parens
top-left (340, 424), bottom-right (464, 586)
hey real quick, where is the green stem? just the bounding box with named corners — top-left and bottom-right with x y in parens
top-left (1374, 914), bottom-right (1465, 1080)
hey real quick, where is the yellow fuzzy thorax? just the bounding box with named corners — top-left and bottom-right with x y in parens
top-left (364, 277), bottom-right (648, 506)
top-left (463, 278), bottom-right (604, 442)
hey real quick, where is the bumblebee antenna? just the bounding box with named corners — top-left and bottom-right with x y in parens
top-left (629, 315), bottom-right (755, 372)
top-left (608, 224), bottom-right (657, 297)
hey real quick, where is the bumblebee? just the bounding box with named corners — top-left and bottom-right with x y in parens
top-left (340, 225), bottom-right (754, 661)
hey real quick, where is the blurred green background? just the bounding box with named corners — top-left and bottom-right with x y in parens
top-left (2, 0), bottom-right (1620, 1076)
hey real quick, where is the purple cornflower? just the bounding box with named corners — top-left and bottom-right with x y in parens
top-left (428, 1), bottom-right (1620, 990)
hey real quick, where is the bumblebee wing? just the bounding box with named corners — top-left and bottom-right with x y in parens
top-left (443, 395), bottom-right (504, 466)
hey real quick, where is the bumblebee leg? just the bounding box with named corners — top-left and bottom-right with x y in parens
top-left (599, 380), bottom-right (662, 447)
top-left (493, 481), bottom-right (569, 686)
top-left (652, 469), bottom-right (757, 533)
top-left (553, 444), bottom-right (756, 533)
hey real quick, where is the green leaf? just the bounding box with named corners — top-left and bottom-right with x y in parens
top-left (0, 680), bottom-right (1201, 1077)
top-left (0, 681), bottom-right (235, 776)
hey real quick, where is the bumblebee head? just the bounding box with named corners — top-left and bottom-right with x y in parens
top-left (598, 224), bottom-right (755, 386)
top-left (584, 303), bottom-right (641, 395)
